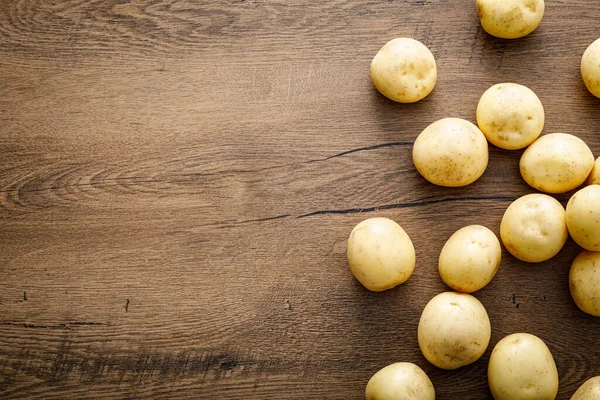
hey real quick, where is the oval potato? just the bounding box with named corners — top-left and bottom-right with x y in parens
top-left (488, 333), bottom-right (558, 400)
top-left (566, 185), bottom-right (600, 252)
top-left (569, 251), bottom-right (600, 317)
top-left (347, 218), bottom-right (416, 292)
top-left (476, 0), bottom-right (545, 39)
top-left (582, 38), bottom-right (600, 98)
top-left (571, 376), bottom-right (600, 400)
top-left (520, 133), bottom-right (594, 194)
top-left (587, 157), bottom-right (600, 185)
top-left (365, 362), bottom-right (435, 400)
top-left (413, 118), bottom-right (489, 187)
top-left (370, 38), bottom-right (437, 103)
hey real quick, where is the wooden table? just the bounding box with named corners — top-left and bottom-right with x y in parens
top-left (1, 1), bottom-right (599, 398)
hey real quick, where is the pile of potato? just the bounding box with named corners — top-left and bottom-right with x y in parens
top-left (350, 1), bottom-right (600, 398)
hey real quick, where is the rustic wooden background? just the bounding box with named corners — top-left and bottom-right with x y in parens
top-left (0, 0), bottom-right (599, 398)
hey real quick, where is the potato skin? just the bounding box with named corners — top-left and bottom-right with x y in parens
top-left (365, 362), bottom-right (435, 400)
top-left (476, 0), bottom-right (544, 39)
top-left (488, 333), bottom-right (558, 400)
top-left (582, 38), bottom-right (600, 98)
top-left (413, 118), bottom-right (488, 187)
top-left (519, 133), bottom-right (594, 194)
top-left (347, 218), bottom-right (415, 292)
top-left (587, 157), bottom-right (600, 185)
top-left (476, 83), bottom-right (544, 150)
top-left (500, 193), bottom-right (567, 263)
top-left (370, 38), bottom-right (437, 103)
top-left (571, 376), bottom-right (600, 400)
top-left (438, 225), bottom-right (501, 293)
top-left (566, 185), bottom-right (600, 252)
top-left (569, 251), bottom-right (600, 317)
top-left (418, 292), bottom-right (491, 370)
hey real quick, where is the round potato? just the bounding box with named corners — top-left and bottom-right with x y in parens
top-left (566, 185), bottom-right (600, 251)
top-left (438, 225), bottom-right (501, 293)
top-left (347, 218), bottom-right (415, 292)
top-left (571, 376), bottom-right (600, 400)
top-left (370, 38), bottom-right (437, 103)
top-left (569, 251), bottom-right (600, 317)
top-left (476, 83), bottom-right (544, 150)
top-left (520, 133), bottom-right (594, 194)
top-left (413, 118), bottom-right (488, 187)
top-left (500, 194), bottom-right (568, 263)
top-left (488, 333), bottom-right (558, 400)
top-left (582, 38), bottom-right (600, 98)
top-left (587, 157), bottom-right (600, 185)
top-left (365, 362), bottom-right (435, 400)
top-left (418, 292), bottom-right (491, 370)
top-left (476, 0), bottom-right (545, 39)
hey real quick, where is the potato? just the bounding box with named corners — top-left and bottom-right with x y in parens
top-left (370, 38), bottom-right (437, 103)
top-left (347, 218), bottom-right (415, 292)
top-left (476, 0), bottom-right (545, 39)
top-left (413, 118), bottom-right (488, 187)
top-left (569, 251), bottom-right (600, 317)
top-left (476, 83), bottom-right (544, 150)
top-left (488, 333), bottom-right (558, 400)
top-left (520, 133), bottom-right (594, 194)
top-left (500, 193), bottom-right (568, 263)
top-left (418, 292), bottom-right (491, 370)
top-left (438, 225), bottom-right (501, 293)
top-left (566, 185), bottom-right (600, 251)
top-left (365, 362), bottom-right (435, 400)
top-left (571, 376), bottom-right (600, 400)
top-left (588, 157), bottom-right (600, 185)
top-left (582, 38), bottom-right (600, 98)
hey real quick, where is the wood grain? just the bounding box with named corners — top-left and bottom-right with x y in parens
top-left (1, 0), bottom-right (599, 398)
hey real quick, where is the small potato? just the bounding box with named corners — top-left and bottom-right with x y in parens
top-left (520, 133), bottom-right (594, 194)
top-left (370, 38), bottom-right (437, 103)
top-left (488, 333), bottom-right (558, 400)
top-left (569, 251), bottom-right (600, 317)
top-left (347, 218), bottom-right (415, 292)
top-left (500, 194), bottom-right (568, 263)
top-left (582, 38), bottom-right (600, 98)
top-left (588, 157), bottom-right (600, 185)
top-left (438, 225), bottom-right (501, 293)
top-left (566, 185), bottom-right (600, 251)
top-left (418, 292), bottom-right (491, 370)
top-left (571, 376), bottom-right (600, 399)
top-left (476, 0), bottom-right (544, 39)
top-left (365, 362), bottom-right (435, 400)
top-left (476, 83), bottom-right (544, 150)
top-left (413, 118), bottom-right (488, 187)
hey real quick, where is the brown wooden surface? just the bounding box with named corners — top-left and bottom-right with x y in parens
top-left (0, 1), bottom-right (599, 398)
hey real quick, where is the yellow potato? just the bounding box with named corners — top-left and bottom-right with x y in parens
top-left (418, 292), bottom-right (491, 370)
top-left (476, 83), bottom-right (544, 150)
top-left (476, 0), bottom-right (545, 39)
top-left (582, 38), bottom-right (600, 98)
top-left (365, 362), bottom-right (435, 400)
top-left (347, 218), bottom-right (415, 292)
top-left (488, 333), bottom-right (558, 400)
top-left (588, 157), bottom-right (600, 185)
top-left (569, 251), bottom-right (600, 317)
top-left (566, 185), bottom-right (600, 251)
top-left (500, 194), bottom-right (568, 263)
top-left (520, 133), bottom-right (594, 194)
top-left (413, 118), bottom-right (488, 187)
top-left (571, 376), bottom-right (600, 399)
top-left (370, 38), bottom-right (437, 103)
top-left (438, 225), bottom-right (501, 293)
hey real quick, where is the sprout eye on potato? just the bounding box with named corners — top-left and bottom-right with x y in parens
top-left (571, 376), bottom-right (600, 400)
top-left (438, 225), bottom-right (501, 293)
top-left (347, 218), bottom-right (416, 292)
top-left (476, 83), bottom-right (544, 150)
top-left (370, 38), bottom-right (437, 103)
top-left (365, 362), bottom-right (435, 400)
top-left (519, 133), bottom-right (595, 194)
top-left (582, 38), bottom-right (600, 98)
top-left (418, 292), bottom-right (491, 370)
top-left (569, 251), bottom-right (600, 317)
top-left (566, 185), bottom-right (600, 252)
top-left (413, 118), bottom-right (489, 187)
top-left (500, 193), bottom-right (568, 263)
top-left (476, 0), bottom-right (545, 39)
top-left (488, 333), bottom-right (558, 400)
